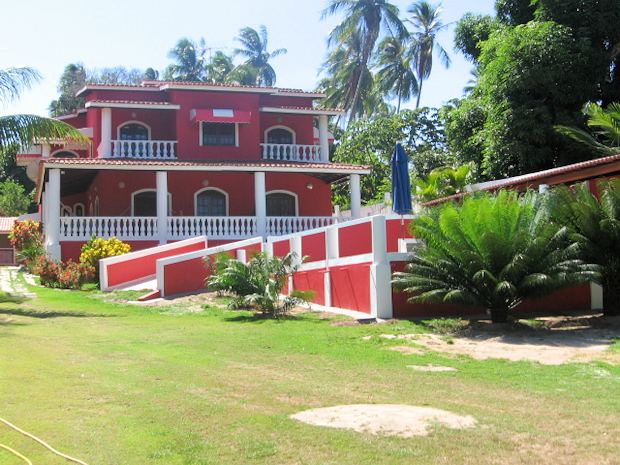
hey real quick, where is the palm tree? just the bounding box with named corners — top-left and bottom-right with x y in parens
top-left (233, 26), bottom-right (286, 87)
top-left (413, 164), bottom-right (471, 201)
top-left (546, 181), bottom-right (620, 316)
top-left (393, 190), bottom-right (598, 323)
top-left (407, 1), bottom-right (451, 108)
top-left (375, 36), bottom-right (418, 112)
top-left (1, 68), bottom-right (86, 152)
top-left (555, 102), bottom-right (620, 155)
top-left (164, 38), bottom-right (206, 81)
top-left (205, 51), bottom-right (234, 83)
top-left (322, 0), bottom-right (406, 119)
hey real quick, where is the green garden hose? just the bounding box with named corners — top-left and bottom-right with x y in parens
top-left (0, 416), bottom-right (89, 465)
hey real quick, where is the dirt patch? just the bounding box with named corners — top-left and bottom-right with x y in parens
top-left (389, 346), bottom-right (426, 355)
top-left (408, 365), bottom-right (457, 372)
top-left (291, 404), bottom-right (476, 437)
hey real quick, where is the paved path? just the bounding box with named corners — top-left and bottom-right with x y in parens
top-left (0, 266), bottom-right (35, 298)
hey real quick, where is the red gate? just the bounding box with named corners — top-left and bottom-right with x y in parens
top-left (0, 248), bottom-right (15, 266)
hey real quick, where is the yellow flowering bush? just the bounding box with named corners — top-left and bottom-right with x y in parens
top-left (80, 237), bottom-right (131, 279)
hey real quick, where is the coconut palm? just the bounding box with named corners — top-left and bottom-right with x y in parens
top-left (233, 26), bottom-right (286, 87)
top-left (1, 67), bottom-right (87, 152)
top-left (555, 102), bottom-right (620, 155)
top-left (393, 190), bottom-right (598, 323)
top-left (322, 0), bottom-right (406, 119)
top-left (546, 181), bottom-right (620, 316)
top-left (164, 38), bottom-right (206, 81)
top-left (413, 164), bottom-right (471, 201)
top-left (375, 36), bottom-right (418, 112)
top-left (407, 1), bottom-right (451, 108)
top-left (205, 51), bottom-right (234, 84)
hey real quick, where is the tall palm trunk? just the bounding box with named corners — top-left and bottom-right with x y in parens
top-left (396, 78), bottom-right (402, 113)
top-left (416, 79), bottom-right (423, 109)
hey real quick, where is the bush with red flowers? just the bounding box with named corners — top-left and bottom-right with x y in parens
top-left (33, 256), bottom-right (95, 289)
top-left (9, 220), bottom-right (42, 251)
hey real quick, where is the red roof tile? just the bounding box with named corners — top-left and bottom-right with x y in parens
top-left (423, 153), bottom-right (620, 207)
top-left (87, 99), bottom-right (176, 106)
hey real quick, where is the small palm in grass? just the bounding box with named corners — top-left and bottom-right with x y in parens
top-left (545, 180), bottom-right (620, 315)
top-left (393, 190), bottom-right (599, 323)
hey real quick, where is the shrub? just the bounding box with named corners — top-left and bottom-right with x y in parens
top-left (393, 190), bottom-right (599, 323)
top-left (9, 220), bottom-right (42, 252)
top-left (545, 180), bottom-right (620, 316)
top-left (17, 242), bottom-right (46, 273)
top-left (208, 252), bottom-right (309, 318)
top-left (33, 256), bottom-right (95, 289)
top-left (80, 237), bottom-right (131, 279)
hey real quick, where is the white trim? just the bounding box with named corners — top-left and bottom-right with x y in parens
top-left (260, 107), bottom-right (344, 116)
top-left (61, 204), bottom-right (72, 216)
top-left (266, 190), bottom-right (299, 216)
top-left (590, 282), bottom-right (604, 310)
top-left (159, 83), bottom-right (325, 98)
top-left (77, 85), bottom-right (161, 96)
top-left (100, 236), bottom-right (208, 291)
top-left (56, 109), bottom-right (88, 121)
top-left (199, 121), bottom-right (239, 147)
top-left (85, 101), bottom-right (180, 110)
top-left (194, 187), bottom-right (230, 216)
top-left (50, 149), bottom-right (79, 158)
top-left (73, 203), bottom-right (85, 217)
top-left (297, 253), bottom-right (374, 272)
top-left (131, 188), bottom-right (172, 216)
top-left (264, 125), bottom-right (296, 144)
top-left (117, 120), bottom-right (152, 140)
top-left (94, 196), bottom-right (100, 216)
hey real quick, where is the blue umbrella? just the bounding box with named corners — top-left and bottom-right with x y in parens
top-left (391, 143), bottom-right (413, 215)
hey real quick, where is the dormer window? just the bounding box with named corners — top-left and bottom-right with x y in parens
top-left (201, 123), bottom-right (237, 146)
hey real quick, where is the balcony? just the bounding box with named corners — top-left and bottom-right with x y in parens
top-left (110, 140), bottom-right (177, 159)
top-left (261, 143), bottom-right (325, 163)
top-left (59, 216), bottom-right (336, 241)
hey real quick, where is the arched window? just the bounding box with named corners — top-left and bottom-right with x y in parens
top-left (195, 189), bottom-right (228, 216)
top-left (119, 122), bottom-right (150, 141)
top-left (61, 205), bottom-right (72, 217)
top-left (131, 190), bottom-right (171, 216)
top-left (52, 150), bottom-right (78, 158)
top-left (266, 127), bottom-right (294, 144)
top-left (266, 191), bottom-right (297, 217)
top-left (94, 196), bottom-right (100, 216)
top-left (74, 203), bottom-right (85, 217)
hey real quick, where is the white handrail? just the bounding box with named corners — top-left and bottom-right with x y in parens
top-left (261, 143), bottom-right (323, 163)
top-left (167, 216), bottom-right (258, 240)
top-left (60, 217), bottom-right (158, 240)
top-left (266, 216), bottom-right (335, 235)
top-left (110, 140), bottom-right (177, 159)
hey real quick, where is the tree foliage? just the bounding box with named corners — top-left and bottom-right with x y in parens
top-left (556, 102), bottom-right (620, 155)
top-left (332, 108), bottom-right (450, 208)
top-left (233, 26), bottom-right (286, 87)
top-left (413, 164), bottom-right (472, 202)
top-left (393, 190), bottom-right (598, 323)
top-left (447, 0), bottom-right (620, 179)
top-left (0, 179), bottom-right (32, 216)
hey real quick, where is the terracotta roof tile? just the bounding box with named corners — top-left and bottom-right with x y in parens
top-left (87, 99), bottom-right (176, 105)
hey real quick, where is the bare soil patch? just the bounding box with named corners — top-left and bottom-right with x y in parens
top-left (408, 365), bottom-right (457, 372)
top-left (291, 404), bottom-right (476, 437)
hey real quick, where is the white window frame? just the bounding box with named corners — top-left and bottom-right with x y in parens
top-left (117, 121), bottom-right (152, 140)
top-left (199, 122), bottom-right (239, 147)
top-left (51, 149), bottom-right (79, 158)
top-left (61, 204), bottom-right (72, 217)
top-left (131, 188), bottom-right (172, 216)
top-left (194, 187), bottom-right (230, 216)
top-left (74, 202), bottom-right (86, 217)
top-left (94, 196), bottom-right (100, 216)
top-left (266, 190), bottom-right (299, 216)
top-left (264, 125), bottom-right (296, 144)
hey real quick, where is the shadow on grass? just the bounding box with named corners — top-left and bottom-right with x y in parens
top-left (223, 311), bottom-right (326, 324)
top-left (0, 307), bottom-right (110, 319)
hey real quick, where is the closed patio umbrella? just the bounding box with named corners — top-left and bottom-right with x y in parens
top-left (391, 143), bottom-right (412, 215)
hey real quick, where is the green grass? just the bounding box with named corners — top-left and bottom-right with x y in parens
top-left (0, 279), bottom-right (618, 465)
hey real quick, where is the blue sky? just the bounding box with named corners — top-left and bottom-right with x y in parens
top-left (0, 0), bottom-right (495, 116)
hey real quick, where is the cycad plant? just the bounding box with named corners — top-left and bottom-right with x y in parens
top-left (555, 102), bottom-right (620, 155)
top-left (393, 190), bottom-right (598, 323)
top-left (545, 181), bottom-right (620, 315)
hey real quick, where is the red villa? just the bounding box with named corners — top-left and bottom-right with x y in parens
top-left (18, 81), bottom-right (369, 261)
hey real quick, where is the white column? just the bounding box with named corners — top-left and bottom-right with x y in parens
top-left (350, 174), bottom-right (361, 219)
top-left (45, 169), bottom-right (61, 261)
top-left (590, 282), bottom-right (604, 310)
top-left (99, 107), bottom-right (112, 157)
top-left (156, 171), bottom-right (168, 245)
top-left (255, 172), bottom-right (266, 237)
top-left (41, 144), bottom-right (51, 158)
top-left (318, 114), bottom-right (329, 162)
top-left (369, 215), bottom-right (393, 319)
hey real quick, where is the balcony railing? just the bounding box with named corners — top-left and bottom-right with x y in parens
top-left (261, 143), bottom-right (324, 163)
top-left (60, 216), bottom-right (337, 241)
top-left (110, 140), bottom-right (177, 159)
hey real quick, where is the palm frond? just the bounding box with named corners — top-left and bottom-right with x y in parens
top-left (0, 114), bottom-right (88, 151)
top-left (0, 67), bottom-right (40, 103)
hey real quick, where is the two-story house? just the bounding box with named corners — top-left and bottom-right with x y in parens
top-left (17, 81), bottom-right (369, 261)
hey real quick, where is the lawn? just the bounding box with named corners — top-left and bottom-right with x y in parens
top-left (0, 275), bottom-right (618, 465)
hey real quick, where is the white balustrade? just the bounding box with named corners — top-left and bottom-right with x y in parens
top-left (60, 217), bottom-right (158, 241)
top-left (167, 217), bottom-right (258, 240)
top-left (267, 216), bottom-right (335, 236)
top-left (261, 143), bottom-right (324, 163)
top-left (110, 140), bottom-right (177, 159)
top-left (60, 216), bottom-right (337, 241)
